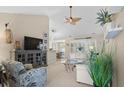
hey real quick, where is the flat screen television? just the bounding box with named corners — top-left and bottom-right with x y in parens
top-left (24, 36), bottom-right (43, 50)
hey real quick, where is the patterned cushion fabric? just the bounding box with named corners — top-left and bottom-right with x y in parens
top-left (19, 71), bottom-right (34, 87)
top-left (19, 67), bottom-right (47, 87)
top-left (8, 62), bottom-right (26, 79)
top-left (3, 60), bottom-right (47, 87)
top-left (31, 67), bottom-right (47, 87)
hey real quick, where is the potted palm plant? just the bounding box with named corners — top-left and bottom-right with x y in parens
top-left (96, 9), bottom-right (112, 26)
top-left (88, 43), bottom-right (113, 87)
top-left (96, 9), bottom-right (115, 35)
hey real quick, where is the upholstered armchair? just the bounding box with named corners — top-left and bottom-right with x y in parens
top-left (3, 61), bottom-right (47, 87)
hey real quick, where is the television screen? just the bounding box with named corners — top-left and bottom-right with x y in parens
top-left (24, 36), bottom-right (43, 50)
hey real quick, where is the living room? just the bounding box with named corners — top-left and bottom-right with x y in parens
top-left (0, 9), bottom-right (49, 86)
top-left (0, 6), bottom-right (124, 88)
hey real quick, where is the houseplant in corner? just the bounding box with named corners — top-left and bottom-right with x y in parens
top-left (88, 43), bottom-right (113, 87)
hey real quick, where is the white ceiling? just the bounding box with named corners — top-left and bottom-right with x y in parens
top-left (0, 6), bottom-right (123, 40)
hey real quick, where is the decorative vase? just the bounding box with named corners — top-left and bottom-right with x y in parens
top-left (15, 41), bottom-right (21, 49)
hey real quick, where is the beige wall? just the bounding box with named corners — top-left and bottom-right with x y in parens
top-left (0, 13), bottom-right (49, 62)
top-left (112, 9), bottom-right (124, 86)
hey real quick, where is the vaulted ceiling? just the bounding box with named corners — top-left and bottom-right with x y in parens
top-left (0, 6), bottom-right (123, 40)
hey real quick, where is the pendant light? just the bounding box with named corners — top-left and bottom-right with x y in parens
top-left (5, 23), bottom-right (13, 44)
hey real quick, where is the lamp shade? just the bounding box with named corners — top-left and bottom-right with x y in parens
top-left (5, 28), bottom-right (13, 44)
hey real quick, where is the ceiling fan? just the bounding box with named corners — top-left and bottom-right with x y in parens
top-left (65, 6), bottom-right (82, 25)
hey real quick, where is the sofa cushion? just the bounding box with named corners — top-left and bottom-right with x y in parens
top-left (7, 61), bottom-right (26, 79)
top-left (19, 67), bottom-right (47, 87)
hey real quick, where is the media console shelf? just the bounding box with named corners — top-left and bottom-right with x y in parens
top-left (15, 50), bottom-right (47, 67)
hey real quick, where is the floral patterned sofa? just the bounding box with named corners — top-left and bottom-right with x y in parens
top-left (3, 60), bottom-right (47, 87)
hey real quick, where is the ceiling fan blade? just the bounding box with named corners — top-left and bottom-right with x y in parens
top-left (72, 17), bottom-right (82, 22)
top-left (65, 20), bottom-right (69, 23)
top-left (65, 17), bottom-right (69, 20)
top-left (65, 17), bottom-right (70, 23)
top-left (70, 22), bottom-right (76, 25)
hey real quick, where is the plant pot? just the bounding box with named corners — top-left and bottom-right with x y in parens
top-left (93, 83), bottom-right (99, 87)
top-left (93, 83), bottom-right (110, 87)
top-left (103, 22), bottom-right (117, 39)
